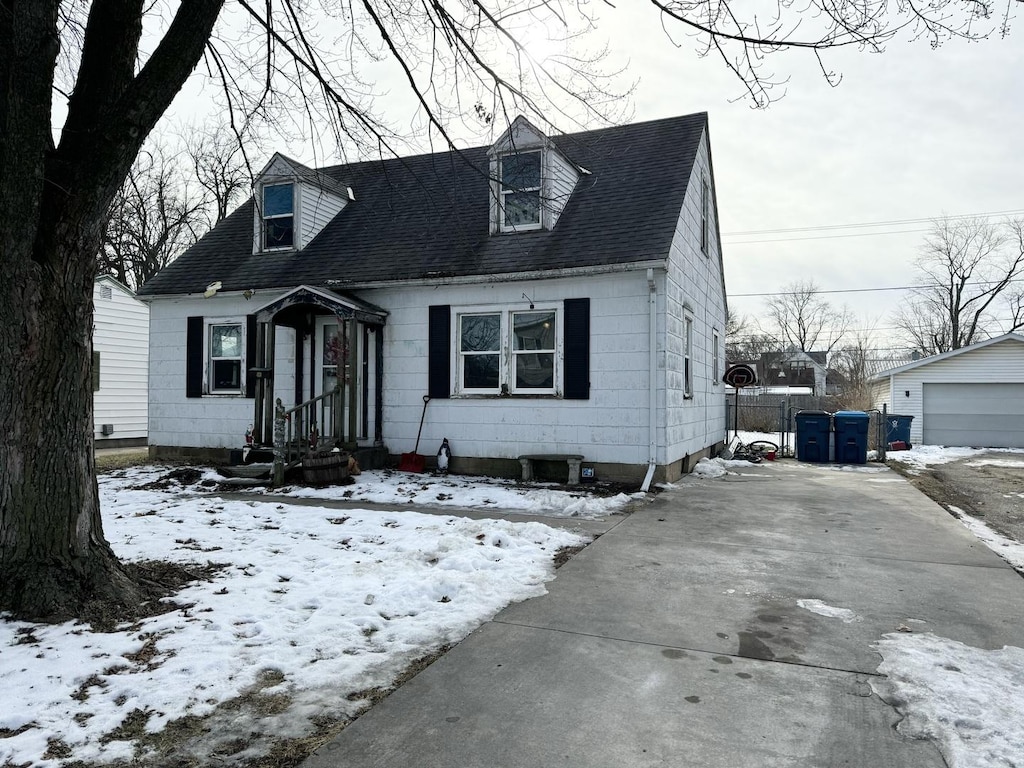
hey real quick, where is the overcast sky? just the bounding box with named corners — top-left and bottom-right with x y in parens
top-left (580, 8), bottom-right (1023, 349)
top-left (167, 5), bottom-right (1023, 350)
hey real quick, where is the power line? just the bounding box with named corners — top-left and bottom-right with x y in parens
top-left (729, 276), bottom-right (1024, 299)
top-left (730, 284), bottom-right (918, 298)
top-left (722, 207), bottom-right (1024, 238)
top-left (724, 228), bottom-right (929, 245)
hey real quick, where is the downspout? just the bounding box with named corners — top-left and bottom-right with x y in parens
top-left (641, 268), bottom-right (658, 492)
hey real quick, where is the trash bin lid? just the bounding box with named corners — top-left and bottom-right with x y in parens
top-left (834, 410), bottom-right (869, 419)
top-left (795, 409), bottom-right (830, 417)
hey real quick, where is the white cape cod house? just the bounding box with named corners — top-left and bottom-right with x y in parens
top-left (138, 114), bottom-right (729, 484)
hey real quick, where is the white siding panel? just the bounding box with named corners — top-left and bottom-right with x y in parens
top-left (147, 292), bottom-right (296, 450)
top-left (663, 127), bottom-right (728, 466)
top-left (544, 150), bottom-right (580, 229)
top-left (298, 185), bottom-right (347, 247)
top-left (362, 273), bottom-right (653, 466)
top-left (93, 279), bottom-right (149, 440)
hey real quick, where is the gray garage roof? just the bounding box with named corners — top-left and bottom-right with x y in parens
top-left (870, 333), bottom-right (1024, 380)
top-left (139, 113), bottom-right (709, 297)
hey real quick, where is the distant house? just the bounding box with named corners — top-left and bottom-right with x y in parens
top-left (869, 332), bottom-right (1024, 448)
top-left (93, 276), bottom-right (149, 446)
top-left (730, 350), bottom-right (829, 395)
top-left (138, 113), bottom-right (729, 484)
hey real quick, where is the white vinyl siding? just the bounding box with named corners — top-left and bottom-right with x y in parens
top-left (299, 184), bottom-right (347, 246)
top-left (664, 126), bottom-right (728, 465)
top-left (93, 278), bottom-right (148, 441)
top-left (545, 149), bottom-right (581, 229)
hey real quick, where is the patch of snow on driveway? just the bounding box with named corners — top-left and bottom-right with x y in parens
top-left (872, 633), bottom-right (1024, 768)
top-left (796, 599), bottom-right (860, 623)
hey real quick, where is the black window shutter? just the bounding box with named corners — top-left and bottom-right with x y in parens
top-left (428, 305), bottom-right (451, 398)
top-left (245, 315), bottom-right (257, 399)
top-left (186, 316), bottom-right (204, 398)
top-left (563, 298), bottom-right (590, 399)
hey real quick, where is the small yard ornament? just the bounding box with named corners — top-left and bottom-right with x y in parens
top-left (437, 438), bottom-right (452, 474)
top-left (243, 425), bottom-right (254, 462)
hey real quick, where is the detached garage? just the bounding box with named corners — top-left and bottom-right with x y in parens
top-left (870, 333), bottom-right (1024, 448)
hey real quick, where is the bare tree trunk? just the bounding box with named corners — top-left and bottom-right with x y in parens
top-left (0, 0), bottom-right (223, 622)
top-left (0, 237), bottom-right (143, 620)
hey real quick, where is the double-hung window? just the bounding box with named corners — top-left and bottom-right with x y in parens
top-left (209, 322), bottom-right (243, 393)
top-left (683, 315), bottom-right (694, 398)
top-left (512, 311), bottom-right (555, 389)
top-left (262, 182), bottom-right (294, 249)
top-left (500, 152), bottom-right (542, 231)
top-left (459, 313), bottom-right (502, 390)
top-left (458, 308), bottom-right (557, 394)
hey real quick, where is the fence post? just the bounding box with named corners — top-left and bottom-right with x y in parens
top-left (880, 403), bottom-right (887, 463)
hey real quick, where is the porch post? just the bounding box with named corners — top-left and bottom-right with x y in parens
top-left (375, 326), bottom-right (384, 445)
top-left (262, 323), bottom-right (276, 445)
top-left (347, 317), bottom-right (359, 445)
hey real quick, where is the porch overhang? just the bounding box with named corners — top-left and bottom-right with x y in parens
top-left (254, 285), bottom-right (388, 327)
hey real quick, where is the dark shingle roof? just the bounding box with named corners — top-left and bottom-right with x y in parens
top-left (139, 113), bottom-right (708, 296)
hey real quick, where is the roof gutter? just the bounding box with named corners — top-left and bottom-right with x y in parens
top-left (137, 260), bottom-right (668, 302)
top-left (640, 267), bottom-right (658, 493)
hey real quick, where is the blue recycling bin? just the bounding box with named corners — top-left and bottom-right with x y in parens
top-left (833, 410), bottom-right (870, 464)
top-left (885, 414), bottom-right (914, 448)
top-left (795, 410), bottom-right (832, 463)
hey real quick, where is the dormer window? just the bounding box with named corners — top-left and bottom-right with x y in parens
top-left (262, 182), bottom-right (294, 249)
top-left (500, 152), bottom-right (542, 231)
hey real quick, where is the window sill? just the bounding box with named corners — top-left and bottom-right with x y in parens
top-left (498, 224), bottom-right (543, 234)
top-left (452, 392), bottom-right (560, 400)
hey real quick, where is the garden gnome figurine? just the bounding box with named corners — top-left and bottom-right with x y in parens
top-left (437, 438), bottom-right (451, 474)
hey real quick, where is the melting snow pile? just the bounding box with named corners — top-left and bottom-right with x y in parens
top-left (872, 633), bottom-right (1024, 768)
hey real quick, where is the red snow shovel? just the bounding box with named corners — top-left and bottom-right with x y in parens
top-left (399, 395), bottom-right (430, 472)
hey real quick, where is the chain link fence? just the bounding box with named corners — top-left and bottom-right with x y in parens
top-left (725, 394), bottom-right (890, 459)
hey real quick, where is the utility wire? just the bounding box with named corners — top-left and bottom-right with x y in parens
top-left (729, 276), bottom-right (1024, 299)
top-left (722, 207), bottom-right (1024, 237)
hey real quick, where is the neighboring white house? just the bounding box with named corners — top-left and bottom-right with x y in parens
top-left (138, 113), bottom-right (729, 484)
top-left (869, 332), bottom-right (1024, 448)
top-left (93, 275), bottom-right (149, 446)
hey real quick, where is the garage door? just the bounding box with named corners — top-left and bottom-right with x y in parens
top-left (923, 382), bottom-right (1024, 448)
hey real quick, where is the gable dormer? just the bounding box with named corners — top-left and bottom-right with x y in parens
top-left (487, 116), bottom-right (583, 235)
top-left (252, 153), bottom-right (352, 254)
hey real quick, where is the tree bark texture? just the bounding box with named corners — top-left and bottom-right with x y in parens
top-left (0, 0), bottom-right (224, 621)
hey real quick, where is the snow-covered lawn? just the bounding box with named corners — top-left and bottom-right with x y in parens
top-left (0, 467), bottom-right (596, 767)
top-left (251, 467), bottom-right (647, 520)
top-left (886, 444), bottom-right (1024, 471)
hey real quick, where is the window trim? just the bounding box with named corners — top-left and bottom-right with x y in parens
top-left (458, 311), bottom-right (503, 395)
top-left (712, 330), bottom-right (720, 385)
top-left (499, 150), bottom-right (543, 233)
top-left (454, 304), bottom-right (560, 396)
top-left (206, 318), bottom-right (246, 396)
top-left (683, 315), bottom-right (694, 398)
top-left (261, 181), bottom-right (296, 251)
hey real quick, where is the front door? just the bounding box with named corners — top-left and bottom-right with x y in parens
top-left (315, 316), bottom-right (343, 439)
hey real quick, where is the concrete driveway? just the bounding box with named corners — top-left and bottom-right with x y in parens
top-left (303, 460), bottom-right (1024, 767)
